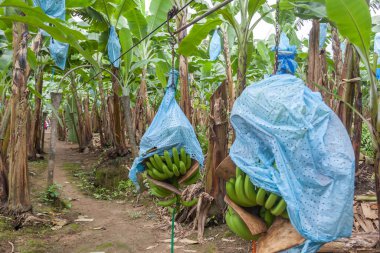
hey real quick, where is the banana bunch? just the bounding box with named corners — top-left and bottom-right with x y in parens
top-left (225, 168), bottom-right (257, 207)
top-left (145, 147), bottom-right (200, 185)
top-left (225, 167), bottom-right (288, 226)
top-left (225, 207), bottom-right (259, 241)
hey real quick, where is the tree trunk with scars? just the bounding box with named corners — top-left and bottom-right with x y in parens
top-left (7, 21), bottom-right (31, 214)
top-left (237, 37), bottom-right (247, 96)
top-left (27, 32), bottom-right (43, 160)
top-left (98, 75), bottom-right (111, 147)
top-left (111, 67), bottom-right (126, 154)
top-left (134, 67), bottom-right (148, 144)
top-left (205, 80), bottom-right (228, 210)
top-left (47, 92), bottom-right (62, 187)
top-left (177, 7), bottom-right (192, 122)
top-left (70, 74), bottom-right (87, 151)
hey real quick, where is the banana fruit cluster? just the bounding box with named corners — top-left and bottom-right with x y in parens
top-left (225, 167), bottom-right (289, 239)
top-left (146, 147), bottom-right (200, 208)
top-left (225, 207), bottom-right (259, 241)
top-left (145, 147), bottom-right (200, 185)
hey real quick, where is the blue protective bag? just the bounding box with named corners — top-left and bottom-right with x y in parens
top-left (129, 70), bottom-right (204, 188)
top-left (273, 33), bottom-right (298, 75)
top-left (375, 33), bottom-right (380, 80)
top-left (209, 29), bottom-right (222, 61)
top-left (230, 74), bottom-right (355, 252)
top-left (107, 26), bottom-right (121, 68)
top-left (33, 0), bottom-right (69, 70)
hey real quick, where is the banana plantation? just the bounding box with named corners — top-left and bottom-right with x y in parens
top-left (0, 0), bottom-right (380, 252)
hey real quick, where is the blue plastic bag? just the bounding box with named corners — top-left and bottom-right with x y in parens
top-left (107, 26), bottom-right (121, 68)
top-left (319, 23), bottom-right (327, 49)
top-left (209, 29), bottom-right (222, 61)
top-left (49, 38), bottom-right (69, 70)
top-left (230, 74), bottom-right (355, 252)
top-left (129, 70), bottom-right (204, 188)
top-left (375, 33), bottom-right (380, 80)
top-left (273, 33), bottom-right (298, 75)
top-left (33, 0), bottom-right (69, 70)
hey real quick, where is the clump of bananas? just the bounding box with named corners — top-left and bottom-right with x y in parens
top-left (145, 147), bottom-right (200, 208)
top-left (145, 147), bottom-right (200, 185)
top-left (225, 207), bottom-right (260, 241)
top-left (225, 167), bottom-right (289, 239)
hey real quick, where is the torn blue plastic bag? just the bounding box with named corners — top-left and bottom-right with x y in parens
top-left (107, 26), bottom-right (121, 68)
top-left (129, 70), bottom-right (204, 188)
top-left (209, 29), bottom-right (221, 61)
top-left (273, 33), bottom-right (298, 75)
top-left (375, 33), bottom-right (380, 80)
top-left (33, 0), bottom-right (69, 70)
top-left (230, 74), bottom-right (355, 252)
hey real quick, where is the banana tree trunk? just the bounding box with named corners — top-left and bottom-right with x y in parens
top-left (134, 67), bottom-right (148, 144)
top-left (70, 74), bottom-right (86, 151)
top-left (29, 66), bottom-right (44, 159)
top-left (98, 75), bottom-right (111, 147)
top-left (0, 105), bottom-right (10, 208)
top-left (47, 92), bottom-right (62, 187)
top-left (205, 80), bottom-right (228, 211)
top-left (8, 22), bottom-right (31, 214)
top-left (307, 20), bottom-right (320, 91)
top-left (177, 8), bottom-right (192, 122)
top-left (237, 39), bottom-right (247, 96)
top-left (41, 111), bottom-right (47, 152)
top-left (83, 96), bottom-right (92, 146)
top-left (120, 95), bottom-right (138, 157)
top-left (111, 67), bottom-right (126, 154)
top-left (222, 28), bottom-right (235, 111)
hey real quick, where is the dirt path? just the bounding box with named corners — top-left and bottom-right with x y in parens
top-left (52, 138), bottom-right (171, 253)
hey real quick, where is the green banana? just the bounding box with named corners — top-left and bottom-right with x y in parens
top-left (147, 169), bottom-right (161, 180)
top-left (149, 156), bottom-right (160, 171)
top-left (146, 161), bottom-right (155, 171)
top-left (172, 147), bottom-right (180, 168)
top-left (226, 178), bottom-right (250, 207)
top-left (243, 174), bottom-right (257, 206)
top-left (236, 167), bottom-right (243, 178)
top-left (259, 206), bottom-right (266, 219)
top-left (182, 170), bottom-right (200, 185)
top-left (271, 199), bottom-right (287, 216)
top-left (235, 175), bottom-right (255, 207)
top-left (264, 209), bottom-right (275, 227)
top-left (256, 188), bottom-right (267, 206)
top-left (172, 164), bottom-right (180, 177)
top-left (154, 154), bottom-right (164, 170)
top-left (157, 197), bottom-right (177, 207)
top-left (164, 150), bottom-right (173, 170)
top-left (152, 168), bottom-right (168, 181)
top-left (179, 161), bottom-right (187, 175)
top-left (180, 148), bottom-right (187, 164)
top-left (150, 184), bottom-right (172, 196)
top-left (227, 207), bottom-right (258, 241)
top-left (186, 154), bottom-right (192, 169)
top-left (264, 193), bottom-right (279, 209)
top-left (162, 164), bottom-right (174, 178)
top-left (181, 198), bottom-right (198, 207)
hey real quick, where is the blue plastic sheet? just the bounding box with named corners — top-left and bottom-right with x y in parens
top-left (375, 33), bottom-right (380, 80)
top-left (209, 29), bottom-right (221, 61)
top-left (319, 23), bottom-right (327, 49)
top-left (273, 33), bottom-right (298, 75)
top-left (33, 0), bottom-right (68, 70)
top-left (129, 70), bottom-right (204, 189)
top-left (230, 74), bottom-right (355, 253)
top-left (107, 26), bottom-right (121, 68)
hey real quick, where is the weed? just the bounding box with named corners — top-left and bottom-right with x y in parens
top-left (39, 183), bottom-right (71, 209)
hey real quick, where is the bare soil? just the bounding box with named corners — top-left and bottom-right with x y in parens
top-left (0, 133), bottom-right (249, 253)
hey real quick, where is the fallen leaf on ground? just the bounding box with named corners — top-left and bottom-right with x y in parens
top-left (75, 215), bottom-right (94, 222)
top-left (51, 218), bottom-right (68, 230)
top-left (222, 238), bottom-right (235, 242)
top-left (146, 244), bottom-right (158, 250)
top-left (91, 227), bottom-right (106, 230)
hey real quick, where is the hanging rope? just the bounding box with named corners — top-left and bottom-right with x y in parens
top-left (273, 0), bottom-right (281, 75)
top-left (167, 6), bottom-right (178, 88)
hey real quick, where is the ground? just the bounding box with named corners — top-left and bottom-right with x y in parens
top-left (0, 134), bottom-right (251, 253)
